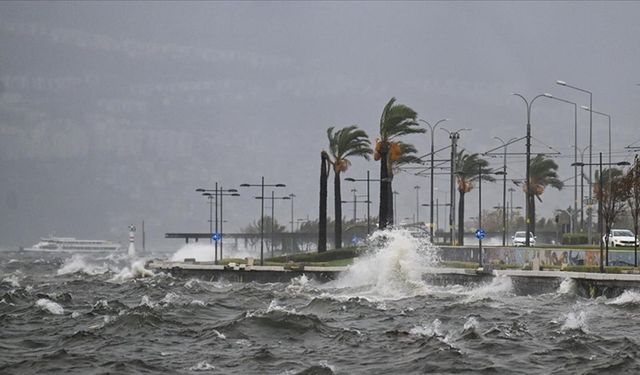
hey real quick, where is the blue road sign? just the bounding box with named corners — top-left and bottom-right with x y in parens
top-left (212, 233), bottom-right (221, 242)
top-left (475, 229), bottom-right (486, 240)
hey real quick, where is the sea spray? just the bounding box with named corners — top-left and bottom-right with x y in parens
top-left (170, 243), bottom-right (216, 262)
top-left (329, 228), bottom-right (439, 299)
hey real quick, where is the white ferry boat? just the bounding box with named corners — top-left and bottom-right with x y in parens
top-left (22, 237), bottom-right (121, 253)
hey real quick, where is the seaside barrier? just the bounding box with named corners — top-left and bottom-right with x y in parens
top-left (147, 258), bottom-right (640, 298)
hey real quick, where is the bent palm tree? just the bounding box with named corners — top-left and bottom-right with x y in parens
top-left (525, 154), bottom-right (564, 234)
top-left (318, 151), bottom-right (330, 253)
top-left (454, 150), bottom-right (495, 245)
top-left (327, 126), bottom-right (372, 248)
top-left (375, 97), bottom-right (424, 229)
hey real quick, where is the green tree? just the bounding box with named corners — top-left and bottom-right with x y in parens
top-left (596, 167), bottom-right (630, 265)
top-left (524, 154), bottom-right (564, 235)
top-left (241, 216), bottom-right (286, 254)
top-left (454, 150), bottom-right (494, 245)
top-left (326, 125), bottom-right (372, 249)
top-left (375, 97), bottom-right (424, 229)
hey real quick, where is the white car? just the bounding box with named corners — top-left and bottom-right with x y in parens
top-left (603, 229), bottom-right (639, 247)
top-left (512, 231), bottom-right (536, 247)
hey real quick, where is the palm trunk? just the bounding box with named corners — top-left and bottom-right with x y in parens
top-left (458, 190), bottom-right (465, 246)
top-left (529, 193), bottom-right (537, 235)
top-left (379, 144), bottom-right (391, 229)
top-left (334, 170), bottom-right (343, 249)
top-left (318, 152), bottom-right (329, 253)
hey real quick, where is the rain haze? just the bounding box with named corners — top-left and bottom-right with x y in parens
top-left (1, 1), bottom-right (639, 251)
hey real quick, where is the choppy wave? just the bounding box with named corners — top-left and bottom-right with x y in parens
top-left (36, 298), bottom-right (64, 315)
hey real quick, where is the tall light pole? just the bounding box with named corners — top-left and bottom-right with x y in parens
top-left (442, 128), bottom-right (470, 245)
top-left (574, 145), bottom-right (591, 231)
top-left (255, 191), bottom-right (290, 258)
top-left (582, 106), bottom-right (612, 238)
top-left (581, 106), bottom-right (611, 166)
top-left (288, 193), bottom-right (296, 251)
top-left (512, 93), bottom-right (545, 246)
top-left (544, 93), bottom-right (579, 233)
top-left (346, 171), bottom-right (386, 235)
top-left (240, 178), bottom-right (286, 265)
top-left (557, 80), bottom-right (593, 243)
top-left (414, 185), bottom-right (420, 224)
top-left (197, 186), bottom-right (239, 263)
top-left (419, 118), bottom-right (448, 238)
top-left (351, 188), bottom-right (358, 221)
top-left (493, 136), bottom-right (517, 246)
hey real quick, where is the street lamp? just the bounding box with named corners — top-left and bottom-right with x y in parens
top-left (346, 171), bottom-right (390, 235)
top-left (240, 177), bottom-right (286, 265)
top-left (441, 127), bottom-right (471, 245)
top-left (574, 145), bottom-right (591, 231)
top-left (512, 92), bottom-right (546, 246)
top-left (419, 118), bottom-right (449, 238)
top-left (572, 155), bottom-right (630, 272)
top-left (557, 80), bottom-right (593, 243)
top-left (581, 106), bottom-right (611, 166)
top-left (493, 136), bottom-right (517, 245)
top-left (414, 185), bottom-right (420, 223)
top-left (197, 186), bottom-right (239, 263)
top-left (544, 93), bottom-right (579, 233)
top-left (255, 191), bottom-right (290, 258)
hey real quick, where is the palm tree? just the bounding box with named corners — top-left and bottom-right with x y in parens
top-left (327, 125), bottom-right (372, 248)
top-left (375, 97), bottom-right (424, 229)
top-left (454, 150), bottom-right (495, 245)
top-left (525, 154), bottom-right (564, 234)
top-left (318, 151), bottom-right (330, 253)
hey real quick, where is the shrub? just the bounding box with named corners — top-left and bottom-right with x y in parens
top-left (562, 233), bottom-right (588, 245)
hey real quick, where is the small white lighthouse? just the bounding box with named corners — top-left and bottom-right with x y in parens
top-left (128, 225), bottom-right (136, 257)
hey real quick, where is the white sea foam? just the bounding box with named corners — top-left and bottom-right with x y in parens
top-left (410, 318), bottom-right (444, 337)
top-left (328, 228), bottom-right (439, 299)
top-left (606, 290), bottom-right (640, 305)
top-left (36, 298), bottom-right (64, 315)
top-left (2, 274), bottom-right (21, 288)
top-left (463, 316), bottom-right (479, 331)
top-left (109, 259), bottom-right (154, 282)
top-left (57, 254), bottom-right (110, 275)
top-left (561, 310), bottom-right (588, 332)
top-left (189, 361), bottom-right (216, 371)
top-left (557, 278), bottom-right (577, 295)
top-left (462, 275), bottom-right (513, 302)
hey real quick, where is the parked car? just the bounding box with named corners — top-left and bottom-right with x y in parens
top-left (512, 231), bottom-right (536, 247)
top-left (603, 229), bottom-right (639, 247)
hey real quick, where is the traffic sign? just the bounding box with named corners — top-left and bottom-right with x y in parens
top-left (212, 233), bottom-right (221, 242)
top-left (475, 229), bottom-right (486, 240)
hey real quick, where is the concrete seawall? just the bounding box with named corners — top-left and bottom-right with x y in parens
top-left (148, 260), bottom-right (640, 298)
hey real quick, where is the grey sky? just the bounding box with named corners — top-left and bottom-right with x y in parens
top-left (1, 1), bottom-right (639, 250)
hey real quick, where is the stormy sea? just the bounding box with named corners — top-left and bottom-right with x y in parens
top-left (2, 229), bottom-right (640, 374)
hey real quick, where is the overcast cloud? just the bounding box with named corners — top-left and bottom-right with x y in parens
top-left (1, 1), bottom-right (639, 250)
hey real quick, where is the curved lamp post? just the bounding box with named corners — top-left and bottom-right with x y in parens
top-left (544, 93), bottom-right (579, 233)
top-left (419, 118), bottom-right (449, 238)
top-left (493, 136), bottom-right (517, 246)
top-left (512, 93), bottom-right (545, 246)
top-left (557, 80), bottom-right (593, 243)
